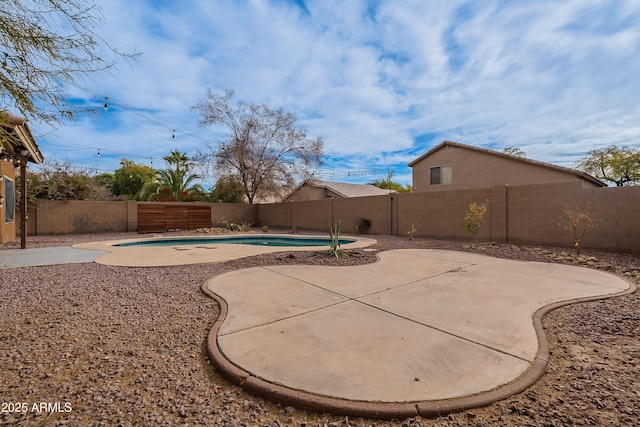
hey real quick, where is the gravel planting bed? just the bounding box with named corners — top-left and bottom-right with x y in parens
top-left (1, 231), bottom-right (639, 426)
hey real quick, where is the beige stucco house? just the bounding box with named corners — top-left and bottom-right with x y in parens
top-left (408, 140), bottom-right (605, 192)
top-left (1, 112), bottom-right (43, 244)
top-left (283, 179), bottom-right (392, 202)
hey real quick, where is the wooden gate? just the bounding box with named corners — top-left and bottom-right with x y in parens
top-left (137, 203), bottom-right (211, 233)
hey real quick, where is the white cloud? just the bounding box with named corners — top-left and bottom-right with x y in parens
top-left (28, 0), bottom-right (640, 186)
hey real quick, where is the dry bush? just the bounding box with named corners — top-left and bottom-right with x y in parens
top-left (562, 203), bottom-right (600, 255)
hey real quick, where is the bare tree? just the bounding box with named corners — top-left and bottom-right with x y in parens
top-left (23, 159), bottom-right (113, 201)
top-left (192, 89), bottom-right (323, 204)
top-left (0, 0), bottom-right (136, 145)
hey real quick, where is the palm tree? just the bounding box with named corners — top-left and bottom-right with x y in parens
top-left (151, 168), bottom-right (204, 201)
top-left (141, 151), bottom-right (204, 201)
top-left (163, 150), bottom-right (191, 179)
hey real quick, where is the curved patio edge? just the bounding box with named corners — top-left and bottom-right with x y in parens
top-left (200, 268), bottom-right (637, 420)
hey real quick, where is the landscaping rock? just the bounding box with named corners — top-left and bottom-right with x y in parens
top-left (1, 232), bottom-right (638, 426)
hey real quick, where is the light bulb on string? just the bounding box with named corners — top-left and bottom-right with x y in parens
top-left (172, 130), bottom-right (175, 139)
top-left (103, 97), bottom-right (108, 111)
top-left (97, 149), bottom-right (101, 157)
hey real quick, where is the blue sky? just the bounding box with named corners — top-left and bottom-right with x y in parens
top-left (32, 0), bottom-right (640, 186)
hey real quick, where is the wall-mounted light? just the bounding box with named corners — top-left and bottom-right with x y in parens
top-left (20, 150), bottom-right (30, 157)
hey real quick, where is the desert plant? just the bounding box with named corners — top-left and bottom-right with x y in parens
top-left (316, 220), bottom-right (355, 259)
top-left (407, 223), bottom-right (419, 240)
top-left (354, 218), bottom-right (371, 235)
top-left (261, 225), bottom-right (269, 233)
top-left (562, 203), bottom-right (600, 255)
top-left (223, 220), bottom-right (241, 232)
top-left (462, 199), bottom-right (490, 243)
top-left (240, 221), bottom-right (253, 232)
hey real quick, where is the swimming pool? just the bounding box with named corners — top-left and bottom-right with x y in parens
top-left (113, 235), bottom-right (356, 247)
top-left (75, 234), bottom-right (377, 267)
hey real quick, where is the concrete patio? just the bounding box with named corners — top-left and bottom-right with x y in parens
top-left (203, 249), bottom-right (633, 418)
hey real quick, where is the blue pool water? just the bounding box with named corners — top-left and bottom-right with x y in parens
top-left (114, 236), bottom-right (356, 247)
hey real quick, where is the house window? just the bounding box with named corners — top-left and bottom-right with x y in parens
top-left (4, 176), bottom-right (15, 223)
top-left (430, 166), bottom-right (452, 185)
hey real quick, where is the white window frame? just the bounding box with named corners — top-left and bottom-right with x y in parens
top-left (429, 165), bottom-right (452, 185)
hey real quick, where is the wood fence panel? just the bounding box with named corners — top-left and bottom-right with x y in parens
top-left (137, 203), bottom-right (211, 233)
top-left (165, 206), bottom-right (190, 230)
top-left (138, 204), bottom-right (167, 233)
top-left (189, 207), bottom-right (212, 229)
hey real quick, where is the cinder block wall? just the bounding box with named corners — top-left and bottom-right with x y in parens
top-left (126, 200), bottom-right (137, 232)
top-left (396, 188), bottom-right (493, 241)
top-left (25, 201), bottom-right (257, 235)
top-left (257, 203), bottom-right (292, 229)
top-left (31, 200), bottom-right (129, 235)
top-left (596, 186), bottom-right (640, 252)
top-left (291, 199), bottom-right (332, 231)
top-left (333, 195), bottom-right (392, 235)
top-left (262, 195), bottom-right (393, 234)
top-left (507, 182), bottom-right (580, 246)
top-left (210, 203), bottom-right (257, 227)
top-left (506, 182), bottom-right (640, 252)
top-left (19, 183), bottom-right (640, 253)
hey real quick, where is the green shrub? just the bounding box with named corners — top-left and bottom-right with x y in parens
top-left (462, 199), bottom-right (490, 243)
top-left (354, 218), bottom-right (371, 235)
top-left (223, 220), bottom-right (240, 232)
top-left (316, 220), bottom-right (355, 259)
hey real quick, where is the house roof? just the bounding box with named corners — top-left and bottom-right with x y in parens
top-left (288, 179), bottom-right (393, 199)
top-left (0, 112), bottom-right (43, 164)
top-left (408, 140), bottom-right (606, 187)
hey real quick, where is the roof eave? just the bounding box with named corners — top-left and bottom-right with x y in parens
top-left (408, 140), bottom-right (606, 187)
top-left (0, 112), bottom-right (43, 164)
top-left (14, 123), bottom-right (43, 164)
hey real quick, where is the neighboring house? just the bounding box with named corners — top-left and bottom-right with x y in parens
top-left (408, 140), bottom-right (605, 192)
top-left (0, 112), bottom-right (43, 244)
top-left (251, 188), bottom-right (291, 204)
top-left (283, 179), bottom-right (393, 202)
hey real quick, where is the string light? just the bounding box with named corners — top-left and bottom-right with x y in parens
top-left (39, 82), bottom-right (400, 182)
top-left (61, 80), bottom-right (216, 143)
top-left (312, 168), bottom-right (389, 180)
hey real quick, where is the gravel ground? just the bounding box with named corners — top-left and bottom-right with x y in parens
top-left (1, 231), bottom-right (639, 426)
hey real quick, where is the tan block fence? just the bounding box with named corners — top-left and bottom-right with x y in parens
top-left (23, 181), bottom-right (640, 253)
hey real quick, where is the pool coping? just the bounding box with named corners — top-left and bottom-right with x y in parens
top-left (73, 233), bottom-right (377, 267)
